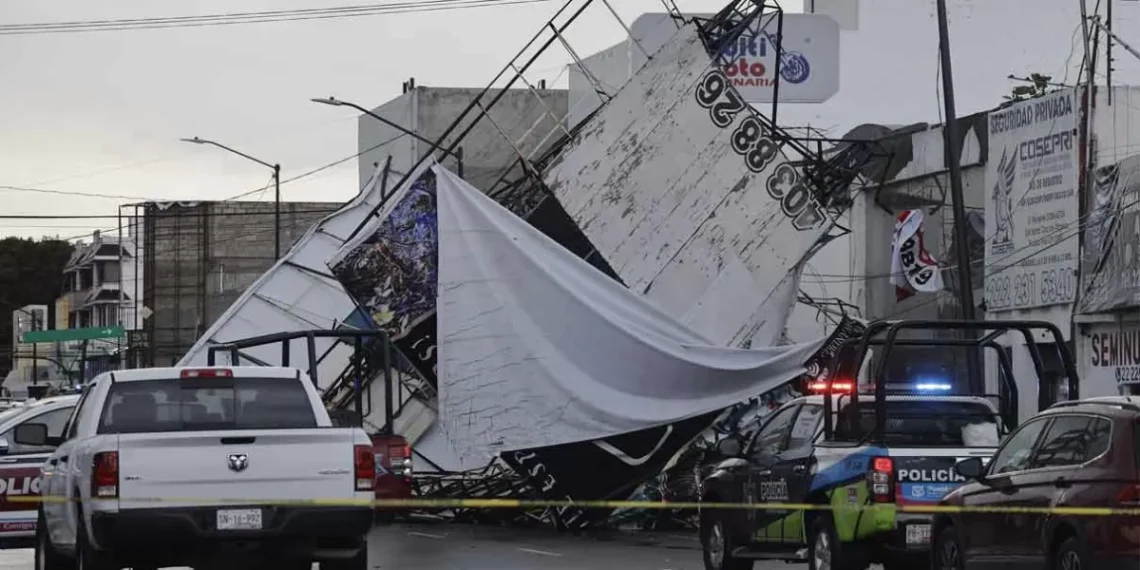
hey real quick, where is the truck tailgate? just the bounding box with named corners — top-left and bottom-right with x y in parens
top-left (117, 429), bottom-right (359, 509)
top-left (891, 448), bottom-right (994, 505)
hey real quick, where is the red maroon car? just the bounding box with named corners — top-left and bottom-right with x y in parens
top-left (932, 396), bottom-right (1140, 570)
top-left (370, 434), bottom-right (413, 523)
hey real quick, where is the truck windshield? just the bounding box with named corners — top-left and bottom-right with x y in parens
top-left (97, 378), bottom-right (317, 434)
top-left (835, 399), bottom-right (1003, 447)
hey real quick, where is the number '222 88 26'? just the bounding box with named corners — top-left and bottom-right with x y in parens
top-left (693, 69), bottom-right (825, 231)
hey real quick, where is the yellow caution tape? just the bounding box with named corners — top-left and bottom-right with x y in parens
top-left (6, 496), bottom-right (1139, 517)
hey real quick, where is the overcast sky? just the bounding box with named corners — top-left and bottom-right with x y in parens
top-left (0, 0), bottom-right (803, 241)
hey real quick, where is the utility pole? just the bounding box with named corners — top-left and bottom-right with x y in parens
top-left (936, 0), bottom-right (982, 394)
top-left (935, 0), bottom-right (976, 321)
top-left (273, 163), bottom-right (281, 259)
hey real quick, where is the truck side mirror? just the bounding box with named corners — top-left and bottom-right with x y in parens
top-left (716, 436), bottom-right (744, 457)
top-left (954, 456), bottom-right (985, 481)
top-left (13, 423), bottom-right (48, 447)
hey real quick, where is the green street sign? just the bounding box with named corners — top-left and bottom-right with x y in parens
top-left (22, 326), bottom-right (123, 343)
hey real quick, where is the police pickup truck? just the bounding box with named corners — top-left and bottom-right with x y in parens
top-left (699, 381), bottom-right (1003, 570)
top-left (17, 367), bottom-right (376, 570)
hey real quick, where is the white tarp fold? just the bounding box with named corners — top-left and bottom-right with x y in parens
top-left (435, 165), bottom-right (823, 463)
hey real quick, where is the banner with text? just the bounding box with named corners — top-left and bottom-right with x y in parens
top-left (983, 88), bottom-right (1080, 312)
top-left (1081, 321), bottom-right (1140, 394)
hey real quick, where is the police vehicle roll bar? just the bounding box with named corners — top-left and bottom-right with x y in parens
top-left (820, 319), bottom-right (1079, 444)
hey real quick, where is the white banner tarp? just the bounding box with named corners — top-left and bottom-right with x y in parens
top-left (434, 165), bottom-right (823, 463)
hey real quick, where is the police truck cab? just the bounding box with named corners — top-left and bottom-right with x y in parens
top-left (698, 319), bottom-right (1078, 570)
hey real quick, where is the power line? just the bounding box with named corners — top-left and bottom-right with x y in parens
top-left (0, 210), bottom-right (339, 222)
top-left (224, 130), bottom-right (406, 200)
top-left (0, 185), bottom-right (155, 201)
top-left (0, 0), bottom-right (551, 36)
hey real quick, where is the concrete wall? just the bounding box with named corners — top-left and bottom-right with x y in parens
top-left (358, 86), bottom-right (570, 193)
top-left (144, 201), bottom-right (339, 365)
top-left (357, 90), bottom-right (418, 191)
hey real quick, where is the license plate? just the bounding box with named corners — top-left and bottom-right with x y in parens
top-left (216, 509), bottom-right (262, 531)
top-left (905, 524), bottom-right (931, 545)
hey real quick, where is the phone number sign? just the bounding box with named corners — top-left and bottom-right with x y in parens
top-left (983, 88), bottom-right (1080, 311)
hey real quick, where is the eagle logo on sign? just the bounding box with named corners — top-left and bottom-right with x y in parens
top-left (991, 148), bottom-right (1017, 253)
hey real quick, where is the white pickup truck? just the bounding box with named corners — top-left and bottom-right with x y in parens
top-left (15, 366), bottom-right (376, 570)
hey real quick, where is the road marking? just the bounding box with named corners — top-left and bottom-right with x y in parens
top-left (406, 531), bottom-right (446, 539)
top-left (518, 547), bottom-right (563, 557)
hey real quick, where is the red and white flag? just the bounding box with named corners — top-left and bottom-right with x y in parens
top-left (890, 209), bottom-right (944, 301)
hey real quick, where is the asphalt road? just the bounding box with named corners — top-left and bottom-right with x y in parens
top-left (0, 522), bottom-right (804, 570)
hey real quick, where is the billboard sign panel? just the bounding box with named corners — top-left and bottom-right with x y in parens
top-left (628, 12), bottom-right (841, 104)
top-left (545, 22), bottom-right (831, 349)
top-left (1079, 154), bottom-right (1140, 313)
top-left (328, 167), bottom-right (439, 386)
top-left (983, 88), bottom-right (1080, 312)
top-left (1081, 321), bottom-right (1140, 395)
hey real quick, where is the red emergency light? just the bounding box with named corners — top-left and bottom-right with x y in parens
top-left (807, 380), bottom-right (854, 393)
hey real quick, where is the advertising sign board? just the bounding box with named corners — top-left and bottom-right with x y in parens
top-left (546, 22), bottom-right (832, 349)
top-left (1079, 154), bottom-right (1140, 313)
top-left (628, 12), bottom-right (841, 104)
top-left (983, 88), bottom-right (1081, 312)
top-left (1081, 321), bottom-right (1140, 395)
top-left (328, 167), bottom-right (439, 387)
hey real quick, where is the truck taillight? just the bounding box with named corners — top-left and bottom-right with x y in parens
top-left (390, 444), bottom-right (413, 479)
top-left (180, 368), bottom-right (233, 378)
top-left (867, 456), bottom-right (894, 503)
top-left (354, 444), bottom-right (375, 491)
top-left (92, 451), bottom-right (119, 499)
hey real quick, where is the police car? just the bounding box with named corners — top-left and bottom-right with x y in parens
top-left (0, 394), bottom-right (80, 546)
top-left (699, 380), bottom-right (1004, 570)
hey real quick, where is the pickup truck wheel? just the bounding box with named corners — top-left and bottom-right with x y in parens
top-left (75, 514), bottom-right (116, 570)
top-left (808, 517), bottom-right (866, 570)
top-left (34, 510), bottom-right (70, 570)
top-left (700, 512), bottom-right (752, 570)
top-left (932, 525), bottom-right (964, 570)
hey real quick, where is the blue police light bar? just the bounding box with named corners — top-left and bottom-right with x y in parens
top-left (915, 382), bottom-right (952, 392)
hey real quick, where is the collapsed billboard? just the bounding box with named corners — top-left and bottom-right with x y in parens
top-left (545, 21), bottom-right (832, 349)
top-left (433, 164), bottom-right (820, 454)
top-left (331, 162), bottom-right (821, 528)
top-left (324, 14), bottom-right (841, 529)
top-left (329, 167), bottom-right (440, 388)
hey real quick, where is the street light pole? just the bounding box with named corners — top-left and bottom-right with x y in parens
top-left (180, 136), bottom-right (283, 259)
top-left (273, 163), bottom-right (281, 259)
top-left (310, 96), bottom-right (464, 177)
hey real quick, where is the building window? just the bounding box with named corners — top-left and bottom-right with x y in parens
top-left (100, 261), bottom-right (121, 284)
top-left (94, 305), bottom-right (120, 328)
